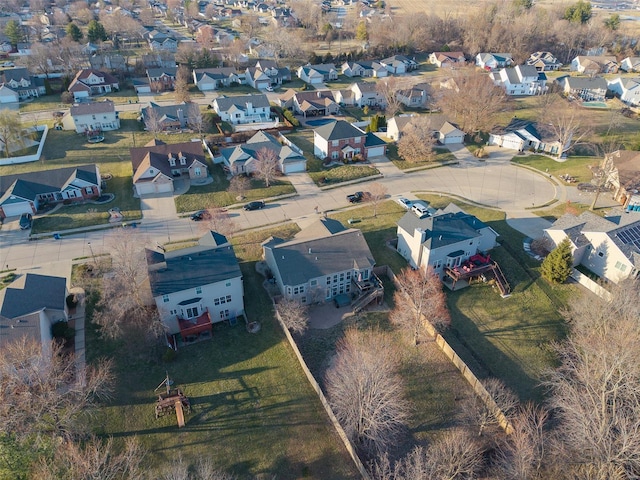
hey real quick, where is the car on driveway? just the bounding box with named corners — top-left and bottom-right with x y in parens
top-left (396, 197), bottom-right (412, 209)
top-left (19, 213), bottom-right (32, 230)
top-left (347, 192), bottom-right (364, 203)
top-left (190, 210), bottom-right (211, 221)
top-left (265, 85), bottom-right (273, 92)
top-left (244, 200), bottom-right (265, 211)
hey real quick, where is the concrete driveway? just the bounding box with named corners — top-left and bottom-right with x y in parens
top-left (140, 192), bottom-right (178, 222)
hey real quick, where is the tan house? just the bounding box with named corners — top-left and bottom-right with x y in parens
top-left (601, 150), bottom-right (640, 209)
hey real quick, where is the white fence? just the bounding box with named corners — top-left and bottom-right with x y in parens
top-left (0, 125), bottom-right (49, 166)
top-left (570, 268), bottom-right (612, 301)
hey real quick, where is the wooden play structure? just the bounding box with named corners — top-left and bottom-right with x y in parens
top-left (154, 373), bottom-right (190, 427)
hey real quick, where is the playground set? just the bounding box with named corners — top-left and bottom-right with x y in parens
top-left (154, 373), bottom-right (190, 428)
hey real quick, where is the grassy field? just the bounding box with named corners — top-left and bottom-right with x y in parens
top-left (533, 201), bottom-right (608, 222)
top-left (308, 164), bottom-right (380, 186)
top-left (386, 144), bottom-right (458, 170)
top-left (85, 225), bottom-right (358, 479)
top-left (512, 154), bottom-right (598, 183)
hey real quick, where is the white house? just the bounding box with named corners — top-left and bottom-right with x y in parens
top-left (475, 53), bottom-right (513, 71)
top-left (262, 217), bottom-right (379, 304)
top-left (341, 60), bottom-right (388, 78)
top-left (490, 65), bottom-right (547, 95)
top-left (217, 130), bottom-right (307, 175)
top-left (558, 75), bottom-right (608, 102)
top-left (0, 67), bottom-right (45, 100)
top-left (571, 55), bottom-right (619, 74)
top-left (395, 83), bottom-right (430, 108)
top-left (620, 56), bottom-right (640, 73)
top-left (244, 67), bottom-right (271, 90)
top-left (527, 51), bottom-right (562, 71)
top-left (429, 52), bottom-right (465, 68)
top-left (396, 203), bottom-right (499, 277)
top-left (62, 100), bottom-right (120, 133)
top-left (212, 94), bottom-right (271, 124)
top-left (297, 63), bottom-right (338, 84)
top-left (544, 209), bottom-right (640, 284)
top-left (0, 85), bottom-right (19, 103)
top-left (192, 67), bottom-right (239, 91)
top-left (379, 55), bottom-right (418, 74)
top-left (607, 77), bottom-right (640, 106)
top-left (386, 114), bottom-right (464, 144)
top-left (600, 150), bottom-right (640, 208)
top-left (146, 231), bottom-right (245, 345)
top-left (68, 69), bottom-right (119, 102)
top-left (349, 81), bottom-right (386, 107)
top-left (277, 89), bottom-right (340, 116)
top-left (488, 119), bottom-right (569, 156)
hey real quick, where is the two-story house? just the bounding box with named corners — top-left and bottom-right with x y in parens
top-left (297, 63), bottom-right (338, 84)
top-left (527, 51), bottom-right (562, 71)
top-left (277, 89), bottom-right (340, 117)
top-left (262, 218), bottom-right (378, 304)
top-left (349, 81), bottom-right (386, 108)
top-left (212, 94), bottom-right (271, 124)
top-left (146, 67), bottom-right (178, 92)
top-left (313, 120), bottom-right (386, 160)
top-left (254, 60), bottom-right (291, 86)
top-left (557, 75), bottom-right (608, 101)
top-left (620, 56), bottom-right (640, 73)
top-left (607, 77), bottom-right (640, 106)
top-left (0, 67), bottom-right (45, 100)
top-left (141, 102), bottom-right (194, 131)
top-left (68, 69), bottom-right (119, 102)
top-left (475, 53), bottom-right (513, 71)
top-left (571, 55), bottom-right (619, 75)
top-left (601, 150), bottom-right (640, 208)
top-left (0, 165), bottom-right (101, 218)
top-left (490, 65), bottom-right (547, 95)
top-left (62, 100), bottom-right (120, 133)
top-left (244, 67), bottom-right (271, 90)
top-left (147, 231), bottom-right (245, 346)
top-left (192, 67), bottom-right (239, 91)
top-left (395, 82), bottom-right (430, 108)
top-left (146, 30), bottom-right (179, 52)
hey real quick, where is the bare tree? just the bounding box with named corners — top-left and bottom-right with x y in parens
top-left (253, 147), bottom-right (280, 188)
top-left (0, 338), bottom-right (113, 441)
top-left (238, 12), bottom-right (262, 39)
top-left (436, 67), bottom-right (511, 134)
top-left (33, 436), bottom-right (145, 480)
top-left (198, 207), bottom-right (237, 238)
top-left (539, 102), bottom-right (592, 158)
top-left (325, 328), bottom-right (410, 459)
top-left (466, 377), bottom-right (519, 437)
top-left (397, 116), bottom-right (438, 164)
top-left (193, 458), bottom-right (237, 480)
top-left (0, 109), bottom-right (24, 158)
top-left (365, 182), bottom-right (388, 217)
top-left (144, 106), bottom-right (164, 138)
top-left (390, 267), bottom-right (451, 345)
top-left (276, 297), bottom-right (309, 335)
top-left (229, 175), bottom-right (250, 200)
top-left (225, 38), bottom-right (247, 69)
top-left (25, 42), bottom-right (56, 77)
top-left (174, 66), bottom-right (191, 103)
top-left (376, 77), bottom-right (405, 118)
top-left (187, 102), bottom-right (209, 139)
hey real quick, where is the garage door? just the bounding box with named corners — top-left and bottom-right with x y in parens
top-left (136, 182), bottom-right (173, 196)
top-left (367, 146), bottom-right (386, 157)
top-left (283, 161), bottom-right (306, 174)
top-left (1, 201), bottom-right (33, 217)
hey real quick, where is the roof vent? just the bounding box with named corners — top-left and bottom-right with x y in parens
top-left (188, 256), bottom-right (192, 260)
top-left (315, 256), bottom-right (318, 260)
top-left (439, 235), bottom-right (442, 241)
top-left (282, 255), bottom-right (285, 259)
top-left (308, 248), bottom-right (312, 254)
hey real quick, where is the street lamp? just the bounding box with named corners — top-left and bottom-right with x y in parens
top-left (87, 241), bottom-right (96, 267)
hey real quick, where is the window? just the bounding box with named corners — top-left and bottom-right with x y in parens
top-left (354, 137), bottom-right (360, 143)
top-left (194, 167), bottom-right (201, 176)
top-left (163, 294), bottom-right (169, 302)
top-left (331, 151), bottom-right (339, 160)
top-left (220, 309), bottom-right (230, 319)
top-left (226, 281), bottom-right (231, 287)
top-left (196, 287), bottom-right (202, 294)
top-left (598, 251), bottom-right (604, 257)
top-left (433, 259), bottom-right (442, 268)
top-left (186, 306), bottom-right (199, 318)
top-left (169, 157), bottom-right (175, 166)
top-left (326, 276), bottom-right (331, 285)
top-left (180, 156), bottom-right (186, 166)
top-left (346, 271), bottom-right (351, 280)
top-left (226, 295), bottom-right (232, 303)
top-left (86, 187), bottom-right (93, 195)
top-left (310, 279), bottom-right (317, 286)
top-left (362, 270), bottom-right (369, 280)
top-left (332, 140), bottom-right (339, 147)
top-left (615, 261), bottom-right (627, 272)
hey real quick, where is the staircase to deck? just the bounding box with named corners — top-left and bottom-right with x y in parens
top-left (352, 286), bottom-right (384, 314)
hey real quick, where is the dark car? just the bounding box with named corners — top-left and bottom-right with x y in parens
top-left (19, 213), bottom-right (32, 230)
top-left (190, 210), bottom-right (211, 221)
top-left (244, 201), bottom-right (265, 211)
top-left (347, 191), bottom-right (364, 203)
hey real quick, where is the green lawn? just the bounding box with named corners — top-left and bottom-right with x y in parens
top-left (308, 164), bottom-right (380, 186)
top-left (512, 154), bottom-right (597, 183)
top-left (533, 201), bottom-right (607, 222)
top-left (18, 93), bottom-right (65, 113)
top-left (85, 226), bottom-right (357, 479)
top-left (387, 144), bottom-right (458, 170)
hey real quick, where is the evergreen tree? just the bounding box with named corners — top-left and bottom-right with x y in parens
top-left (564, 0), bottom-right (592, 24)
top-left (4, 20), bottom-right (24, 47)
top-left (87, 20), bottom-right (107, 43)
top-left (355, 21), bottom-right (368, 41)
top-left (541, 237), bottom-right (574, 283)
top-left (66, 23), bottom-right (83, 42)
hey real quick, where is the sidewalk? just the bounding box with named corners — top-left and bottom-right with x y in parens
top-left (69, 287), bottom-right (86, 375)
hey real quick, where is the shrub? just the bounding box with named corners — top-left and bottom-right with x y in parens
top-left (541, 237), bottom-right (573, 283)
top-left (52, 321), bottom-right (75, 340)
top-left (283, 110), bottom-right (299, 127)
top-left (60, 91), bottom-right (74, 104)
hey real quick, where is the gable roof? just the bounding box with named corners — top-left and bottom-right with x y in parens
top-left (70, 100), bottom-right (116, 116)
top-left (130, 140), bottom-right (206, 183)
top-left (397, 207), bottom-right (484, 249)
top-left (194, 67), bottom-right (237, 82)
top-left (219, 130), bottom-right (304, 168)
top-left (563, 75), bottom-right (608, 90)
top-left (605, 150), bottom-right (640, 192)
top-left (0, 273), bottom-right (66, 320)
top-left (0, 67), bottom-right (32, 84)
top-left (213, 94), bottom-right (270, 111)
top-left (314, 120), bottom-right (365, 141)
top-left (141, 101), bottom-right (191, 124)
top-left (147, 66), bottom-right (178, 78)
top-left (263, 219), bottom-right (375, 286)
top-left (146, 231), bottom-right (241, 297)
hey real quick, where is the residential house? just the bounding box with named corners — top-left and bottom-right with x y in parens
top-left (212, 94), bottom-right (271, 124)
top-left (527, 51), bottom-right (562, 71)
top-left (571, 55), bottom-right (619, 74)
top-left (544, 209), bottom-right (640, 283)
top-left (146, 30), bottom-right (179, 52)
top-left (557, 75), bottom-right (608, 101)
top-left (254, 60), bottom-right (291, 86)
top-left (90, 53), bottom-right (127, 72)
top-left (0, 67), bottom-right (45, 100)
top-left (395, 82), bottom-right (430, 108)
top-left (146, 66), bottom-right (177, 92)
top-left (146, 231), bottom-right (245, 344)
top-left (475, 53), bottom-right (513, 71)
top-left (313, 120), bottom-right (386, 160)
top-left (277, 89), bottom-right (339, 116)
top-left (0, 273), bottom-right (68, 352)
top-left (489, 65), bottom-right (547, 95)
top-left (297, 63), bottom-right (338, 84)
top-left (141, 102), bottom-right (196, 132)
top-left (245, 67), bottom-right (271, 90)
top-left (488, 119), bottom-right (569, 156)
top-left (262, 217), bottom-right (378, 303)
top-left (600, 150), bottom-right (640, 208)
top-left (341, 60), bottom-right (388, 78)
top-left (68, 69), bottom-right (119, 102)
top-left (192, 67), bottom-right (238, 91)
top-left (62, 100), bottom-right (120, 134)
top-left (620, 56), bottom-right (640, 73)
top-left (607, 77), bottom-right (640, 106)
top-left (396, 203), bottom-right (498, 277)
top-left (349, 81), bottom-right (386, 108)
top-left (379, 55), bottom-right (418, 74)
top-left (16, 42), bottom-right (31, 56)
top-left (130, 139), bottom-right (208, 196)
top-left (141, 52), bottom-right (176, 69)
top-left (386, 114), bottom-right (464, 144)
top-left (0, 165), bottom-right (101, 218)
top-left (428, 51), bottom-right (466, 68)
top-left (217, 130), bottom-right (306, 175)
top-left (0, 85), bottom-right (19, 103)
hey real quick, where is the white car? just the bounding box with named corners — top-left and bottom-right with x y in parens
top-left (396, 197), bottom-right (412, 209)
top-left (265, 85), bottom-right (274, 92)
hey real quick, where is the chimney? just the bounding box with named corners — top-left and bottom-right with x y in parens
top-left (177, 108), bottom-right (184, 125)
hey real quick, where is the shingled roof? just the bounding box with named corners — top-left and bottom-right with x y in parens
top-left (0, 165), bottom-right (100, 202)
top-left (313, 120), bottom-right (365, 141)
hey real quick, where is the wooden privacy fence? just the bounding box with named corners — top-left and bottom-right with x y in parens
top-left (272, 303), bottom-right (371, 480)
top-left (376, 265), bottom-right (514, 435)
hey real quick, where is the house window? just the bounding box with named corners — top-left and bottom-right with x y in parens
top-left (433, 259), bottom-right (443, 268)
top-left (362, 270), bottom-right (369, 280)
top-left (194, 167), bottom-right (202, 176)
top-left (310, 279), bottom-right (317, 286)
top-left (354, 137), bottom-right (360, 143)
top-left (220, 309), bottom-right (230, 319)
top-left (86, 187), bottom-right (93, 195)
top-left (169, 157), bottom-right (175, 166)
top-left (196, 287), bottom-right (202, 294)
top-left (331, 151), bottom-right (339, 159)
top-left (186, 306), bottom-right (199, 318)
top-left (346, 271), bottom-right (351, 280)
top-left (598, 251), bottom-right (604, 257)
top-left (615, 261), bottom-right (627, 272)
top-left (162, 294), bottom-right (169, 303)
top-left (226, 295), bottom-right (232, 303)
top-left (180, 156), bottom-right (186, 166)
top-left (332, 140), bottom-right (339, 147)
top-left (226, 281), bottom-right (231, 287)
top-left (326, 276), bottom-right (331, 285)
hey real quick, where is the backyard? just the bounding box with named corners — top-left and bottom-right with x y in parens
top-left (85, 224), bottom-right (358, 479)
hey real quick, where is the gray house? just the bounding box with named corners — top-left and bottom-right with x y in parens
top-left (396, 203), bottom-right (498, 277)
top-left (262, 218), bottom-right (377, 303)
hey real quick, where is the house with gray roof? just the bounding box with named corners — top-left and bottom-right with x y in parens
top-left (386, 114), bottom-right (464, 144)
top-left (62, 100), bottom-right (120, 133)
top-left (607, 77), bottom-right (640, 106)
top-left (527, 51), bottom-right (562, 71)
top-left (621, 56), bottom-right (640, 73)
top-left (396, 203), bottom-right (499, 276)
top-left (212, 94), bottom-right (271, 124)
top-left (141, 102), bottom-right (195, 132)
top-left (341, 60), bottom-right (388, 78)
top-left (557, 75), bottom-right (608, 101)
top-left (601, 150), bottom-right (640, 208)
top-left (488, 118), bottom-right (569, 156)
top-left (544, 209), bottom-right (640, 283)
top-left (217, 130), bottom-right (306, 175)
top-left (0, 67), bottom-right (45, 100)
top-left (147, 231), bottom-right (244, 344)
top-left (262, 218), bottom-right (378, 304)
top-left (349, 81), bottom-right (386, 107)
top-left (379, 55), bottom-right (418, 74)
top-left (313, 120), bottom-right (387, 160)
top-left (277, 89), bottom-right (339, 116)
top-left (297, 63), bottom-right (338, 84)
top-left (489, 64), bottom-right (547, 95)
top-left (395, 82), bottom-right (430, 108)
top-left (0, 273), bottom-right (68, 352)
top-left (146, 66), bottom-right (177, 92)
top-left (475, 53), bottom-right (513, 71)
top-left (192, 67), bottom-right (239, 91)
top-left (0, 165), bottom-right (101, 218)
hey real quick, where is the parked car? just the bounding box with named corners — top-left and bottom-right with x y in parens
top-left (347, 191), bottom-right (364, 203)
top-left (396, 197), bottom-right (412, 209)
top-left (265, 85), bottom-right (273, 92)
top-left (244, 200), bottom-right (265, 211)
top-left (411, 203), bottom-right (430, 218)
top-left (19, 213), bottom-right (32, 230)
top-left (190, 210), bottom-right (211, 221)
